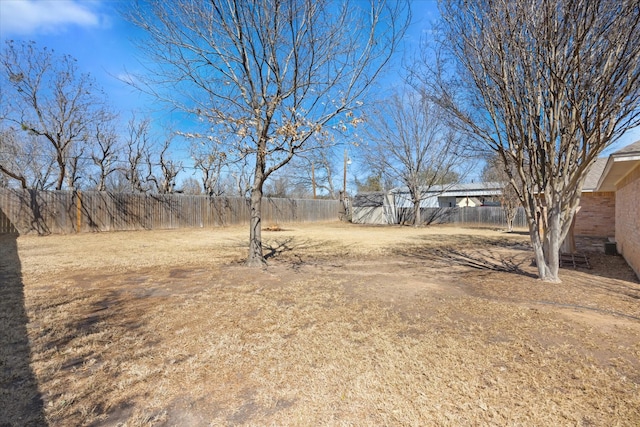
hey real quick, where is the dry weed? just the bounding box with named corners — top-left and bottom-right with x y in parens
top-left (2, 223), bottom-right (638, 426)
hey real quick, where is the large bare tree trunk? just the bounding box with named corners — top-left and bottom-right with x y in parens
top-left (246, 147), bottom-right (267, 267)
top-left (55, 160), bottom-right (66, 191)
top-left (247, 185), bottom-right (266, 267)
top-left (544, 209), bottom-right (562, 282)
top-left (505, 211), bottom-right (515, 232)
top-left (529, 205), bottom-right (563, 283)
top-left (412, 196), bottom-right (422, 227)
top-left (530, 230), bottom-right (547, 278)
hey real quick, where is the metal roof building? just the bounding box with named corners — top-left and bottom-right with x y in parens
top-left (389, 182), bottom-right (504, 208)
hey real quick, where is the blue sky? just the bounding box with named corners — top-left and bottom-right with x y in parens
top-left (0, 0), bottom-right (637, 170)
top-left (0, 0), bottom-right (442, 188)
top-left (0, 0), bottom-right (149, 116)
top-left (0, 0), bottom-right (438, 121)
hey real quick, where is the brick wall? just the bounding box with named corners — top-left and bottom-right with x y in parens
top-left (574, 191), bottom-right (616, 237)
top-left (615, 164), bottom-right (640, 280)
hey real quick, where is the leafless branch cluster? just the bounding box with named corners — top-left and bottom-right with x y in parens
top-left (482, 154), bottom-right (521, 232)
top-left (127, 0), bottom-right (409, 264)
top-left (0, 40), bottom-right (108, 190)
top-left (360, 89), bottom-right (469, 226)
top-left (418, 0), bottom-right (640, 281)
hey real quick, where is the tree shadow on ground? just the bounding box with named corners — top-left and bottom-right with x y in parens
top-left (262, 236), bottom-right (343, 268)
top-left (0, 233), bottom-right (47, 426)
top-left (396, 244), bottom-right (538, 279)
top-left (264, 237), bottom-right (297, 260)
top-left (409, 233), bottom-right (532, 251)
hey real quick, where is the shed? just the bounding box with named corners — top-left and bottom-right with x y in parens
top-left (351, 192), bottom-right (393, 225)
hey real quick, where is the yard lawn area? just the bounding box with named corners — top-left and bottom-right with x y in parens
top-left (2, 222), bottom-right (640, 426)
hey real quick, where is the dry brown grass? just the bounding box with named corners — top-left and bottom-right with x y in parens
top-left (2, 222), bottom-right (639, 426)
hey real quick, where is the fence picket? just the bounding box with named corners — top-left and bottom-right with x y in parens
top-left (0, 188), bottom-right (342, 234)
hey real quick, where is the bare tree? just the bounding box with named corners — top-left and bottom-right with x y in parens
top-left (121, 116), bottom-right (154, 193)
top-left (120, 122), bottom-right (184, 194)
top-left (179, 177), bottom-right (203, 195)
top-left (361, 90), bottom-right (468, 226)
top-left (228, 159), bottom-right (253, 198)
top-left (0, 40), bottom-right (108, 190)
top-left (421, 0), bottom-right (640, 282)
top-left (263, 175), bottom-right (292, 198)
top-left (90, 116), bottom-right (122, 191)
top-left (355, 174), bottom-right (385, 193)
top-left (0, 128), bottom-right (28, 189)
top-left (127, 0), bottom-right (409, 265)
top-left (0, 93), bottom-right (30, 188)
top-left (153, 137), bottom-right (183, 194)
top-left (311, 150), bottom-right (339, 199)
top-left (66, 142), bottom-right (89, 190)
top-left (189, 138), bottom-right (227, 196)
top-left (287, 140), bottom-right (340, 199)
top-left (482, 155), bottom-right (521, 232)
top-left (0, 125), bottom-right (57, 189)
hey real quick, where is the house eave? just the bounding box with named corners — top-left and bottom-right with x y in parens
top-left (595, 155), bottom-right (640, 192)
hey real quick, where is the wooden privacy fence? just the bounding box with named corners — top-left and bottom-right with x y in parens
top-left (0, 188), bottom-right (341, 235)
top-left (393, 206), bottom-right (528, 228)
top-left (425, 206), bottom-right (527, 227)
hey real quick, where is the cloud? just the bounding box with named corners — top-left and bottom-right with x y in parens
top-left (0, 0), bottom-right (103, 35)
top-left (116, 71), bottom-right (139, 86)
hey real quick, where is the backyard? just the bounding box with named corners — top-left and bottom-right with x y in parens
top-left (1, 222), bottom-right (639, 426)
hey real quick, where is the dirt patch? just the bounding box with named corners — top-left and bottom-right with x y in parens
top-left (3, 223), bottom-right (639, 426)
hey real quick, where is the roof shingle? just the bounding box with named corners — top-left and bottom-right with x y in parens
top-left (583, 157), bottom-right (608, 191)
top-left (614, 140), bottom-right (640, 155)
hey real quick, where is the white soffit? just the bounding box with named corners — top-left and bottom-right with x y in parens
top-left (596, 156), bottom-right (640, 192)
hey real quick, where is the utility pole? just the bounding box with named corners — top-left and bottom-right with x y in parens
top-left (341, 149), bottom-right (352, 221)
top-left (343, 149), bottom-right (351, 195)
